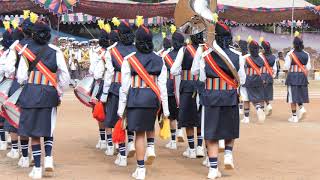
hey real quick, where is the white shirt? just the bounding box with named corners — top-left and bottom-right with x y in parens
top-left (284, 50), bottom-right (311, 71)
top-left (118, 54), bottom-right (169, 118)
top-left (17, 44), bottom-right (71, 95)
top-left (170, 47), bottom-right (185, 76)
top-left (192, 41), bottom-right (246, 85)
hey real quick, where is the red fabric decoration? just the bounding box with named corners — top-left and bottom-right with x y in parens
top-left (92, 101), bottom-right (105, 122)
top-left (112, 119), bottom-right (126, 144)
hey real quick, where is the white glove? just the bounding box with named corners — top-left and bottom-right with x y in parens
top-left (100, 93), bottom-right (108, 103)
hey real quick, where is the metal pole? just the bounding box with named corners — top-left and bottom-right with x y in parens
top-left (291, 0), bottom-right (295, 40)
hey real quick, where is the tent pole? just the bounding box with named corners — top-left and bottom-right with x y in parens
top-left (81, 23), bottom-right (95, 39)
top-left (291, 0), bottom-right (295, 41)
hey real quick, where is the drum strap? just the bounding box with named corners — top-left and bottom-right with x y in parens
top-left (245, 56), bottom-right (262, 76)
top-left (14, 43), bottom-right (61, 95)
top-left (127, 55), bottom-right (161, 101)
top-left (290, 52), bottom-right (307, 76)
top-left (260, 54), bottom-right (273, 76)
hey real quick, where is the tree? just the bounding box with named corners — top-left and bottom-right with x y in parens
top-left (307, 0), bottom-right (320, 5)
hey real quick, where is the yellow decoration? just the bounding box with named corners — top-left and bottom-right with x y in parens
top-left (247, 36), bottom-right (253, 43)
top-left (135, 15), bottom-right (144, 27)
top-left (23, 10), bottom-right (30, 20)
top-left (259, 37), bottom-right (264, 43)
top-left (97, 19), bottom-right (105, 29)
top-left (162, 32), bottom-right (166, 39)
top-left (170, 24), bottom-right (176, 34)
top-left (11, 20), bottom-right (19, 29)
top-left (103, 23), bottom-right (111, 33)
top-left (3, 21), bottom-right (10, 31)
top-left (294, 31), bottom-right (300, 37)
top-left (236, 35), bottom-right (241, 42)
top-left (212, 13), bottom-right (219, 23)
top-left (159, 118), bottom-right (170, 140)
top-left (112, 17), bottom-right (121, 27)
top-left (30, 12), bottom-right (38, 24)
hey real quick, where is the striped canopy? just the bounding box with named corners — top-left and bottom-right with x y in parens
top-left (33, 0), bottom-right (79, 15)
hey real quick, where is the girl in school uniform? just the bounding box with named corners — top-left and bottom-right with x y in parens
top-left (117, 19), bottom-right (169, 180)
top-left (259, 39), bottom-right (278, 116)
top-left (160, 26), bottom-right (185, 150)
top-left (240, 37), bottom-right (266, 124)
top-left (284, 33), bottom-right (311, 123)
top-left (0, 21), bottom-right (25, 160)
top-left (171, 26), bottom-right (204, 159)
top-left (194, 21), bottom-right (246, 179)
top-left (100, 19), bottom-right (136, 166)
top-left (17, 20), bottom-right (70, 179)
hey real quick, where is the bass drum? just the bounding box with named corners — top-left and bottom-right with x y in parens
top-left (0, 79), bottom-right (14, 106)
top-left (74, 76), bottom-right (95, 107)
top-left (2, 86), bottom-right (23, 128)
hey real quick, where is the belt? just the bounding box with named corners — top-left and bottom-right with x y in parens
top-left (131, 75), bottom-right (158, 88)
top-left (246, 67), bottom-right (261, 76)
top-left (181, 70), bottom-right (198, 81)
top-left (28, 71), bottom-right (55, 86)
top-left (205, 78), bottom-right (235, 90)
top-left (112, 71), bottom-right (121, 83)
top-left (290, 65), bottom-right (304, 73)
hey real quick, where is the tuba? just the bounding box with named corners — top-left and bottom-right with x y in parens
top-left (174, 0), bottom-right (240, 85)
top-left (174, 0), bottom-right (217, 46)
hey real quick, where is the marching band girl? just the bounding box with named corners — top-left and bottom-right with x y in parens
top-left (161, 26), bottom-right (185, 150)
top-left (240, 37), bottom-right (266, 123)
top-left (285, 32), bottom-right (311, 123)
top-left (100, 18), bottom-right (136, 166)
top-left (16, 19), bottom-right (70, 179)
top-left (117, 18), bottom-right (169, 179)
top-left (171, 26), bottom-right (204, 159)
top-left (259, 38), bottom-right (277, 116)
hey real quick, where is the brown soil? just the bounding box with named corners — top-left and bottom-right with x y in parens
top-left (1, 92), bottom-right (320, 180)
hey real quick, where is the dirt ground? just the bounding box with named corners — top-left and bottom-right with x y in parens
top-left (1, 87), bottom-right (320, 180)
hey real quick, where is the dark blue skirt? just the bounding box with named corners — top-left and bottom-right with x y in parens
top-left (104, 93), bottom-right (119, 128)
top-left (127, 107), bottom-right (157, 132)
top-left (246, 86), bottom-right (265, 103)
top-left (18, 107), bottom-right (56, 137)
top-left (203, 106), bottom-right (239, 140)
top-left (263, 83), bottom-right (273, 101)
top-left (287, 85), bottom-right (309, 104)
top-left (178, 92), bottom-right (200, 128)
top-left (168, 96), bottom-right (178, 121)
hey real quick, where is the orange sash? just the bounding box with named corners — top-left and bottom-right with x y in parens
top-left (110, 47), bottom-right (124, 66)
top-left (0, 49), bottom-right (3, 56)
top-left (186, 45), bottom-right (197, 58)
top-left (260, 54), bottom-right (273, 76)
top-left (127, 55), bottom-right (161, 101)
top-left (203, 51), bottom-right (238, 89)
top-left (290, 52), bottom-right (307, 76)
top-left (245, 57), bottom-right (262, 76)
top-left (163, 53), bottom-right (174, 68)
top-left (15, 43), bottom-right (59, 93)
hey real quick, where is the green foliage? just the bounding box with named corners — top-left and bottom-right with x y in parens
top-left (306, 0), bottom-right (320, 5)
